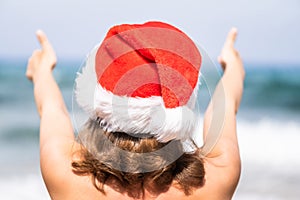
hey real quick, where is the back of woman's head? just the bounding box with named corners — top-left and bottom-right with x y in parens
top-left (72, 119), bottom-right (205, 198)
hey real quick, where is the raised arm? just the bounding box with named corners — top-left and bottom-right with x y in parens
top-left (201, 28), bottom-right (245, 197)
top-left (203, 28), bottom-right (244, 155)
top-left (26, 30), bottom-right (74, 147)
top-left (26, 31), bottom-right (75, 194)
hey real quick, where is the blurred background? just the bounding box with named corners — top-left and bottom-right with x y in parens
top-left (0, 0), bottom-right (300, 199)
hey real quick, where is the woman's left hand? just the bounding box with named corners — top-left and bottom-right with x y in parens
top-left (26, 30), bottom-right (57, 82)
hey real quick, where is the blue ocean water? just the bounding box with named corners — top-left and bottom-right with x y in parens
top-left (0, 58), bottom-right (299, 199)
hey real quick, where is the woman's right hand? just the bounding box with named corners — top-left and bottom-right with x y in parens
top-left (26, 30), bottom-right (57, 82)
top-left (218, 28), bottom-right (244, 79)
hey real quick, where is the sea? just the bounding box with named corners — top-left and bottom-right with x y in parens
top-left (0, 58), bottom-right (300, 200)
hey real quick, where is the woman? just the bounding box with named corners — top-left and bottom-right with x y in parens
top-left (26, 22), bottom-right (244, 200)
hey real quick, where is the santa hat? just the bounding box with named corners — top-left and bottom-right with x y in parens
top-left (75, 21), bottom-right (202, 152)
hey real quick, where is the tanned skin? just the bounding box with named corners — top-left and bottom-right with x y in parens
top-left (26, 28), bottom-right (245, 200)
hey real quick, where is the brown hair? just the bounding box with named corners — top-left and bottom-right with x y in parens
top-left (72, 119), bottom-right (205, 198)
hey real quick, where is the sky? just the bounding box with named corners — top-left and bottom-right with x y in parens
top-left (0, 0), bottom-right (300, 64)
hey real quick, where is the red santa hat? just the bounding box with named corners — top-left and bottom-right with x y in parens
top-left (76, 21), bottom-right (202, 152)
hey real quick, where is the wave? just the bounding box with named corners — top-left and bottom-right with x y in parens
top-left (234, 118), bottom-right (300, 200)
top-left (0, 174), bottom-right (49, 200)
top-left (238, 118), bottom-right (300, 166)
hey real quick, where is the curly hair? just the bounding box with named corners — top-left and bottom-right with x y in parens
top-left (72, 119), bottom-right (205, 198)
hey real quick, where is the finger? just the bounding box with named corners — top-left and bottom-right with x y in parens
top-left (218, 56), bottom-right (226, 70)
top-left (36, 30), bottom-right (53, 51)
top-left (26, 69), bottom-right (33, 81)
top-left (32, 49), bottom-right (42, 56)
top-left (36, 30), bottom-right (48, 46)
top-left (217, 56), bottom-right (223, 64)
top-left (224, 27), bottom-right (238, 48)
